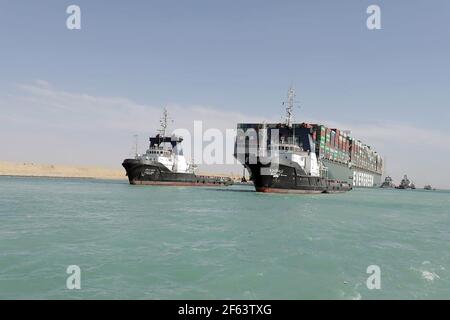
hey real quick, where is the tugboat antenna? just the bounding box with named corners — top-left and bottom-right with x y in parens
top-left (158, 108), bottom-right (170, 137)
top-left (133, 134), bottom-right (138, 157)
top-left (284, 86), bottom-right (297, 128)
top-left (283, 86), bottom-right (301, 145)
top-left (157, 107), bottom-right (174, 147)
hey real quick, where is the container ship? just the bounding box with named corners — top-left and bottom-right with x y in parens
top-left (122, 109), bottom-right (233, 187)
top-left (234, 88), bottom-right (383, 193)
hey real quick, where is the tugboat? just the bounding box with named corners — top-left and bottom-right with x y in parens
top-left (234, 87), bottom-right (352, 194)
top-left (380, 176), bottom-right (396, 188)
top-left (122, 109), bottom-right (233, 187)
top-left (396, 175), bottom-right (414, 189)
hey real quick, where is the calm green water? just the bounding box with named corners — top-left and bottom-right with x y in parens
top-left (0, 176), bottom-right (449, 299)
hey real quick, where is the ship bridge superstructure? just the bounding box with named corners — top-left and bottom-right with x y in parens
top-left (135, 109), bottom-right (194, 174)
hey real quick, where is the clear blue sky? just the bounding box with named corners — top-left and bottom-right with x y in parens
top-left (1, 0), bottom-right (449, 126)
top-left (1, 1), bottom-right (450, 186)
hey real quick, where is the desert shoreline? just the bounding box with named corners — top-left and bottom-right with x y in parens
top-left (0, 161), bottom-right (238, 181)
top-left (0, 161), bottom-right (127, 181)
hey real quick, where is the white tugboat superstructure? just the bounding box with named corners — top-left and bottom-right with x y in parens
top-left (122, 109), bottom-right (232, 186)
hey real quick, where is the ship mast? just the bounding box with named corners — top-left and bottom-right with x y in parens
top-left (158, 108), bottom-right (170, 138)
top-left (156, 108), bottom-right (173, 147)
top-left (283, 86), bottom-right (300, 145)
top-left (285, 86), bottom-right (296, 128)
top-left (133, 134), bottom-right (138, 157)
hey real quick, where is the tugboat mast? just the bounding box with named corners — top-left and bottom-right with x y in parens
top-left (133, 134), bottom-right (138, 157)
top-left (283, 86), bottom-right (300, 145)
top-left (158, 108), bottom-right (170, 138)
top-left (285, 87), bottom-right (296, 128)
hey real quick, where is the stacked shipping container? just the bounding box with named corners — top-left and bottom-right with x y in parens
top-left (309, 124), bottom-right (383, 174)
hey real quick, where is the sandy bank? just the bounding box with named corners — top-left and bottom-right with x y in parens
top-left (0, 161), bottom-right (126, 180)
top-left (0, 161), bottom-right (240, 181)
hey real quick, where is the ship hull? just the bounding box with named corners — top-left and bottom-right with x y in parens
top-left (321, 159), bottom-right (382, 188)
top-left (122, 159), bottom-right (232, 186)
top-left (245, 163), bottom-right (352, 194)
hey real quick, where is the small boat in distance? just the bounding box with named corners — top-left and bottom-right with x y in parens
top-left (380, 176), bottom-right (396, 188)
top-left (396, 175), bottom-right (415, 190)
top-left (122, 109), bottom-right (232, 187)
top-left (424, 185), bottom-right (436, 191)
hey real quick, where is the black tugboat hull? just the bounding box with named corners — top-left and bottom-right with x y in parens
top-left (245, 163), bottom-right (352, 194)
top-left (122, 159), bottom-right (233, 186)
